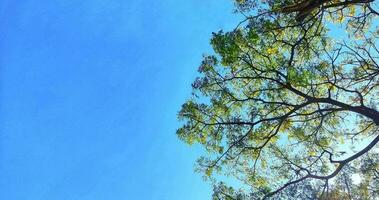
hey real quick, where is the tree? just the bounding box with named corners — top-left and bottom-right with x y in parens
top-left (177, 0), bottom-right (379, 199)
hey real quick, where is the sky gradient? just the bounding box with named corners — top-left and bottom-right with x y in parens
top-left (0, 0), bottom-right (240, 199)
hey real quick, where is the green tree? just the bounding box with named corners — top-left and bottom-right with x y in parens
top-left (177, 0), bottom-right (379, 199)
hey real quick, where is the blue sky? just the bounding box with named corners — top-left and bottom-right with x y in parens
top-left (0, 0), bottom-right (240, 199)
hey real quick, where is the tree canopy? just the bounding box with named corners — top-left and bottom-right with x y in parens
top-left (177, 0), bottom-right (379, 199)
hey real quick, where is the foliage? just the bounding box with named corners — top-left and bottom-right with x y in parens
top-left (177, 0), bottom-right (379, 199)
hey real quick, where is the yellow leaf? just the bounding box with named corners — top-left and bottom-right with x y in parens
top-left (349, 6), bottom-right (356, 16)
top-left (205, 168), bottom-right (213, 177)
top-left (309, 151), bottom-right (317, 156)
top-left (266, 48), bottom-right (278, 55)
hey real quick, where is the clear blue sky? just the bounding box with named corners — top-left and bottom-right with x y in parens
top-left (0, 0), bottom-right (240, 199)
